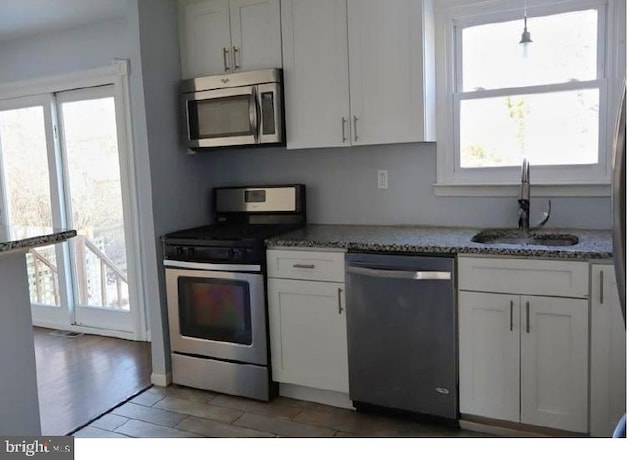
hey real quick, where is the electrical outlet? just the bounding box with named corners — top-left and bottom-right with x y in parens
top-left (377, 170), bottom-right (389, 189)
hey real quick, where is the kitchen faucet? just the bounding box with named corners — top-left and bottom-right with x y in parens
top-left (518, 158), bottom-right (551, 233)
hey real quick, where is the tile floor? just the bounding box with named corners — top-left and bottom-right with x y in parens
top-left (72, 385), bottom-right (489, 438)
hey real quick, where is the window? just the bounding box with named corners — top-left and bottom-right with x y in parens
top-left (434, 0), bottom-right (626, 196)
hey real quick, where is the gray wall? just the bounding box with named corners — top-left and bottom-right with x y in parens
top-left (135, 0), bottom-right (216, 378)
top-left (198, 142), bottom-right (612, 230)
top-left (0, 17), bottom-right (130, 82)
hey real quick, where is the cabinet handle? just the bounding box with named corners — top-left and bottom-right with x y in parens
top-left (599, 270), bottom-right (604, 304)
top-left (526, 301), bottom-right (530, 333)
top-left (223, 47), bottom-right (230, 71)
top-left (233, 46), bottom-right (240, 70)
top-left (292, 263), bottom-right (315, 269)
top-left (338, 288), bottom-right (344, 314)
top-left (353, 115), bottom-right (359, 142)
top-left (509, 300), bottom-right (514, 331)
top-left (341, 117), bottom-right (348, 143)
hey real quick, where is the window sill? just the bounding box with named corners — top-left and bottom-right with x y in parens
top-left (433, 183), bottom-right (611, 197)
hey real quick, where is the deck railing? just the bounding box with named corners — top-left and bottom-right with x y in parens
top-left (28, 236), bottom-right (128, 309)
top-left (29, 248), bottom-right (60, 305)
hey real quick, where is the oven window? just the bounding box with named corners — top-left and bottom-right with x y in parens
top-left (177, 277), bottom-right (252, 345)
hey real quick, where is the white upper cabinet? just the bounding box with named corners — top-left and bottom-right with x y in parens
top-left (280, 0), bottom-right (351, 149)
top-left (347, 0), bottom-right (431, 146)
top-left (180, 0), bottom-right (232, 77)
top-left (229, 0), bottom-right (282, 72)
top-left (179, 0), bottom-right (282, 79)
top-left (281, 0), bottom-right (435, 149)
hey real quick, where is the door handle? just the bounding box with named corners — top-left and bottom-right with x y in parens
top-left (347, 266), bottom-right (451, 280)
top-left (526, 301), bottom-right (531, 333)
top-left (599, 270), bottom-right (604, 304)
top-left (353, 115), bottom-right (359, 142)
top-left (223, 47), bottom-right (230, 72)
top-left (233, 46), bottom-right (240, 70)
top-left (341, 117), bottom-right (348, 143)
top-left (509, 300), bottom-right (514, 331)
top-left (292, 263), bottom-right (315, 269)
top-left (338, 287), bottom-right (344, 314)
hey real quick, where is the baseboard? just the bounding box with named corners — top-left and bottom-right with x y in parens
top-left (150, 372), bottom-right (172, 387)
top-left (278, 383), bottom-right (353, 410)
top-left (459, 415), bottom-right (588, 438)
top-left (32, 322), bottom-right (138, 341)
top-left (459, 420), bottom-right (547, 437)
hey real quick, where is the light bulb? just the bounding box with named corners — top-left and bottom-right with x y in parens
top-left (519, 15), bottom-right (533, 59)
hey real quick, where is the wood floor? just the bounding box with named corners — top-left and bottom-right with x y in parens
top-left (33, 327), bottom-right (151, 436)
top-left (73, 385), bottom-right (491, 438)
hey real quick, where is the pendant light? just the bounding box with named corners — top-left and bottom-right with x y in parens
top-left (519, 1), bottom-right (533, 58)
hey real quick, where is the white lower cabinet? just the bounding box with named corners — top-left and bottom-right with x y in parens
top-left (458, 256), bottom-right (589, 433)
top-left (590, 264), bottom-right (626, 437)
top-left (267, 250), bottom-right (349, 396)
top-left (519, 295), bottom-right (588, 432)
top-left (459, 292), bottom-right (520, 423)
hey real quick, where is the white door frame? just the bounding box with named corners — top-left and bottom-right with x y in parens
top-left (0, 61), bottom-right (148, 341)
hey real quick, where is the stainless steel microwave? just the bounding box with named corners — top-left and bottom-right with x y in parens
top-left (181, 68), bottom-right (284, 150)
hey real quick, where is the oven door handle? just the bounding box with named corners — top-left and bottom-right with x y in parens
top-left (163, 260), bottom-right (262, 273)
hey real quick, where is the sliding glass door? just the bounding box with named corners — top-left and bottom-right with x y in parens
top-left (0, 86), bottom-right (138, 336)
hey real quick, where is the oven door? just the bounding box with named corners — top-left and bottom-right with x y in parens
top-left (184, 85), bottom-right (259, 149)
top-left (165, 263), bottom-right (267, 366)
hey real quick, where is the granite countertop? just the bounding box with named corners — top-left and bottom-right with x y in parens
top-left (266, 224), bottom-right (612, 259)
top-left (0, 226), bottom-right (77, 254)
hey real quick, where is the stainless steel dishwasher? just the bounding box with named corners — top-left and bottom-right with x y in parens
top-left (346, 253), bottom-right (457, 420)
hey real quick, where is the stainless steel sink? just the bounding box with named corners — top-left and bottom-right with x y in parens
top-left (471, 230), bottom-right (579, 247)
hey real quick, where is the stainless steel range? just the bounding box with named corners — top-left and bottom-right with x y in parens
top-left (162, 185), bottom-right (305, 401)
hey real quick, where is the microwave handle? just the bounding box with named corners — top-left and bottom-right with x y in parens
top-left (184, 98), bottom-right (194, 143)
top-left (250, 86), bottom-right (260, 143)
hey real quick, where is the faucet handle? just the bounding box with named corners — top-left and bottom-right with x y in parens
top-left (535, 200), bottom-right (551, 228)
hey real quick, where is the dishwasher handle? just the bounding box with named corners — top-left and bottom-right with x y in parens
top-left (347, 265), bottom-right (451, 280)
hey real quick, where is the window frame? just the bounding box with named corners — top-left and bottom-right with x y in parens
top-left (433, 0), bottom-right (626, 197)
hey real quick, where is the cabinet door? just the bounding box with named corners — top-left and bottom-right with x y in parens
top-left (347, 0), bottom-right (426, 145)
top-left (590, 265), bottom-right (626, 437)
top-left (229, 0), bottom-right (282, 71)
top-left (268, 278), bottom-right (348, 393)
top-left (179, 0), bottom-right (232, 78)
top-left (281, 0), bottom-right (351, 149)
top-left (458, 292), bottom-right (520, 422)
top-left (520, 296), bottom-right (589, 433)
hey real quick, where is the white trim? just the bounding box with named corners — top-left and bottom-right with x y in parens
top-left (434, 0), bottom-right (624, 193)
top-left (0, 61), bottom-right (127, 101)
top-left (112, 60), bottom-right (148, 341)
top-left (150, 372), bottom-right (173, 387)
top-left (433, 182), bottom-right (611, 197)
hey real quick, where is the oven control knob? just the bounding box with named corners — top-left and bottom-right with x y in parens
top-left (187, 247), bottom-right (195, 257)
top-left (176, 247), bottom-right (185, 256)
